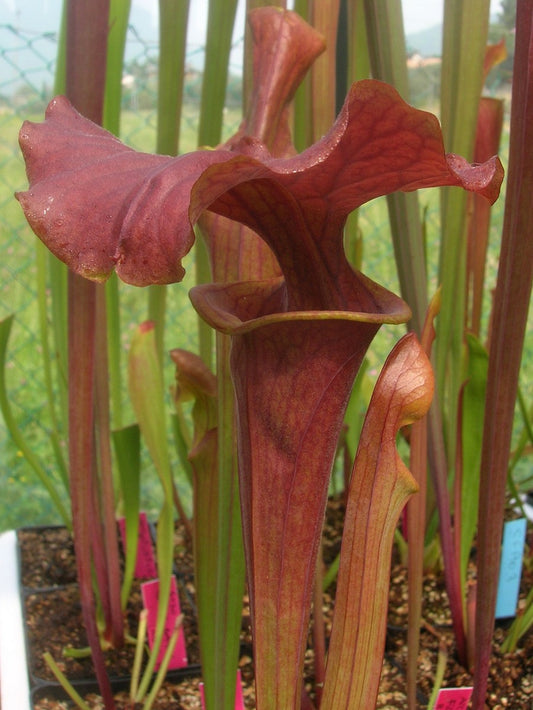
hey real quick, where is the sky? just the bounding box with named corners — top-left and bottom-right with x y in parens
top-left (1, 0), bottom-right (504, 39)
top-left (143, 0), bottom-right (504, 40)
top-left (131, 0), bottom-right (504, 73)
top-left (0, 0), bottom-right (505, 90)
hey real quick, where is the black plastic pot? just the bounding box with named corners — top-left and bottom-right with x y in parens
top-left (0, 526), bottom-right (203, 709)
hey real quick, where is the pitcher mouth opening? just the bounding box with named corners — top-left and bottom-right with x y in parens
top-left (189, 273), bottom-right (412, 336)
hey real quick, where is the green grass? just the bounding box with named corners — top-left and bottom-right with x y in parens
top-left (0, 101), bottom-right (531, 532)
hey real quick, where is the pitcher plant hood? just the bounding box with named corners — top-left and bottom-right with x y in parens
top-left (16, 34), bottom-right (504, 709)
top-left (16, 79), bottom-right (503, 305)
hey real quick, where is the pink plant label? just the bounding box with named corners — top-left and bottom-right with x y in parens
top-left (199, 669), bottom-right (245, 709)
top-left (495, 518), bottom-right (527, 618)
top-left (118, 511), bottom-right (157, 579)
top-left (434, 687), bottom-right (473, 709)
top-left (141, 576), bottom-right (188, 670)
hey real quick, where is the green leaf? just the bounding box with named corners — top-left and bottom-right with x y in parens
top-left (112, 424), bottom-right (141, 609)
top-left (148, 0), bottom-right (191, 364)
top-left (106, 275), bottom-right (123, 428)
top-left (127, 321), bottom-right (183, 700)
top-left (157, 0), bottom-right (190, 156)
top-left (103, 0), bottom-right (132, 136)
top-left (502, 586), bottom-right (533, 653)
top-left (363, 0), bottom-right (428, 334)
top-left (170, 411), bottom-right (194, 486)
top-left (458, 334), bottom-right (488, 597)
top-left (35, 242), bottom-right (69, 488)
top-left (104, 1), bottom-right (132, 429)
top-left (43, 653), bottom-right (92, 710)
top-left (195, 0), bottom-right (239, 365)
top-left (128, 321), bottom-right (173, 501)
top-left (135, 498), bottom-right (175, 701)
top-left (437, 0), bottom-right (491, 424)
top-left (0, 316), bottom-right (70, 527)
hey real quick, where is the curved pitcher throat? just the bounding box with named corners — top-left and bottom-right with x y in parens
top-left (188, 254), bottom-right (411, 708)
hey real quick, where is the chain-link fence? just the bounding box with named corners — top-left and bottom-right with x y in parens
top-left (1, 25), bottom-right (60, 526)
top-left (0, 22), bottom-right (225, 527)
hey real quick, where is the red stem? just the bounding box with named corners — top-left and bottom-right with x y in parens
top-left (427, 401), bottom-right (467, 665)
top-left (68, 274), bottom-right (115, 707)
top-left (65, 0), bottom-right (115, 705)
top-left (473, 2), bottom-right (533, 705)
top-left (94, 287), bottom-right (124, 648)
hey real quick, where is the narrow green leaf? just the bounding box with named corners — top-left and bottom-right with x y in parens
top-left (342, 0), bottom-right (370, 277)
top-left (440, 0), bottom-right (490, 156)
top-left (127, 321), bottom-right (180, 699)
top-left (143, 613), bottom-right (184, 710)
top-left (148, 0), bottom-right (191, 364)
top-left (106, 275), bottom-right (123, 429)
top-left (112, 424), bottom-right (142, 609)
top-left (198, 0), bottom-right (239, 148)
top-left (94, 287), bottom-right (124, 649)
top-left (502, 586), bottom-right (533, 653)
top-left (172, 341), bottom-right (245, 710)
top-left (43, 653), bottom-right (92, 710)
top-left (103, 0), bottom-right (132, 136)
top-left (53, 1), bottom-right (67, 94)
top-left (47, 252), bottom-right (69, 438)
top-left (195, 0), bottom-right (239, 365)
top-left (517, 385), bottom-right (533, 448)
top-left (426, 643), bottom-right (449, 710)
top-left (128, 321), bottom-right (173, 500)
top-left (345, 0), bottom-right (370, 85)
top-left (437, 0), bottom-right (491, 424)
top-left (211, 332), bottom-right (245, 710)
top-left (157, 0), bottom-right (190, 156)
top-left (49, 0), bottom-right (69, 444)
top-left (134, 498), bottom-right (175, 701)
top-left (322, 552), bottom-right (340, 592)
top-left (0, 316), bottom-right (70, 527)
top-left (364, 0), bottom-right (408, 96)
top-left (459, 334), bottom-right (488, 597)
top-left (363, 0), bottom-right (428, 333)
top-left (35, 242), bottom-right (69, 488)
top-left (170, 411), bottom-right (194, 486)
top-left (130, 609), bottom-right (147, 701)
top-left (508, 389), bottom-right (533, 477)
top-left (343, 356), bottom-right (370, 463)
top-left (103, 0), bottom-right (132, 429)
